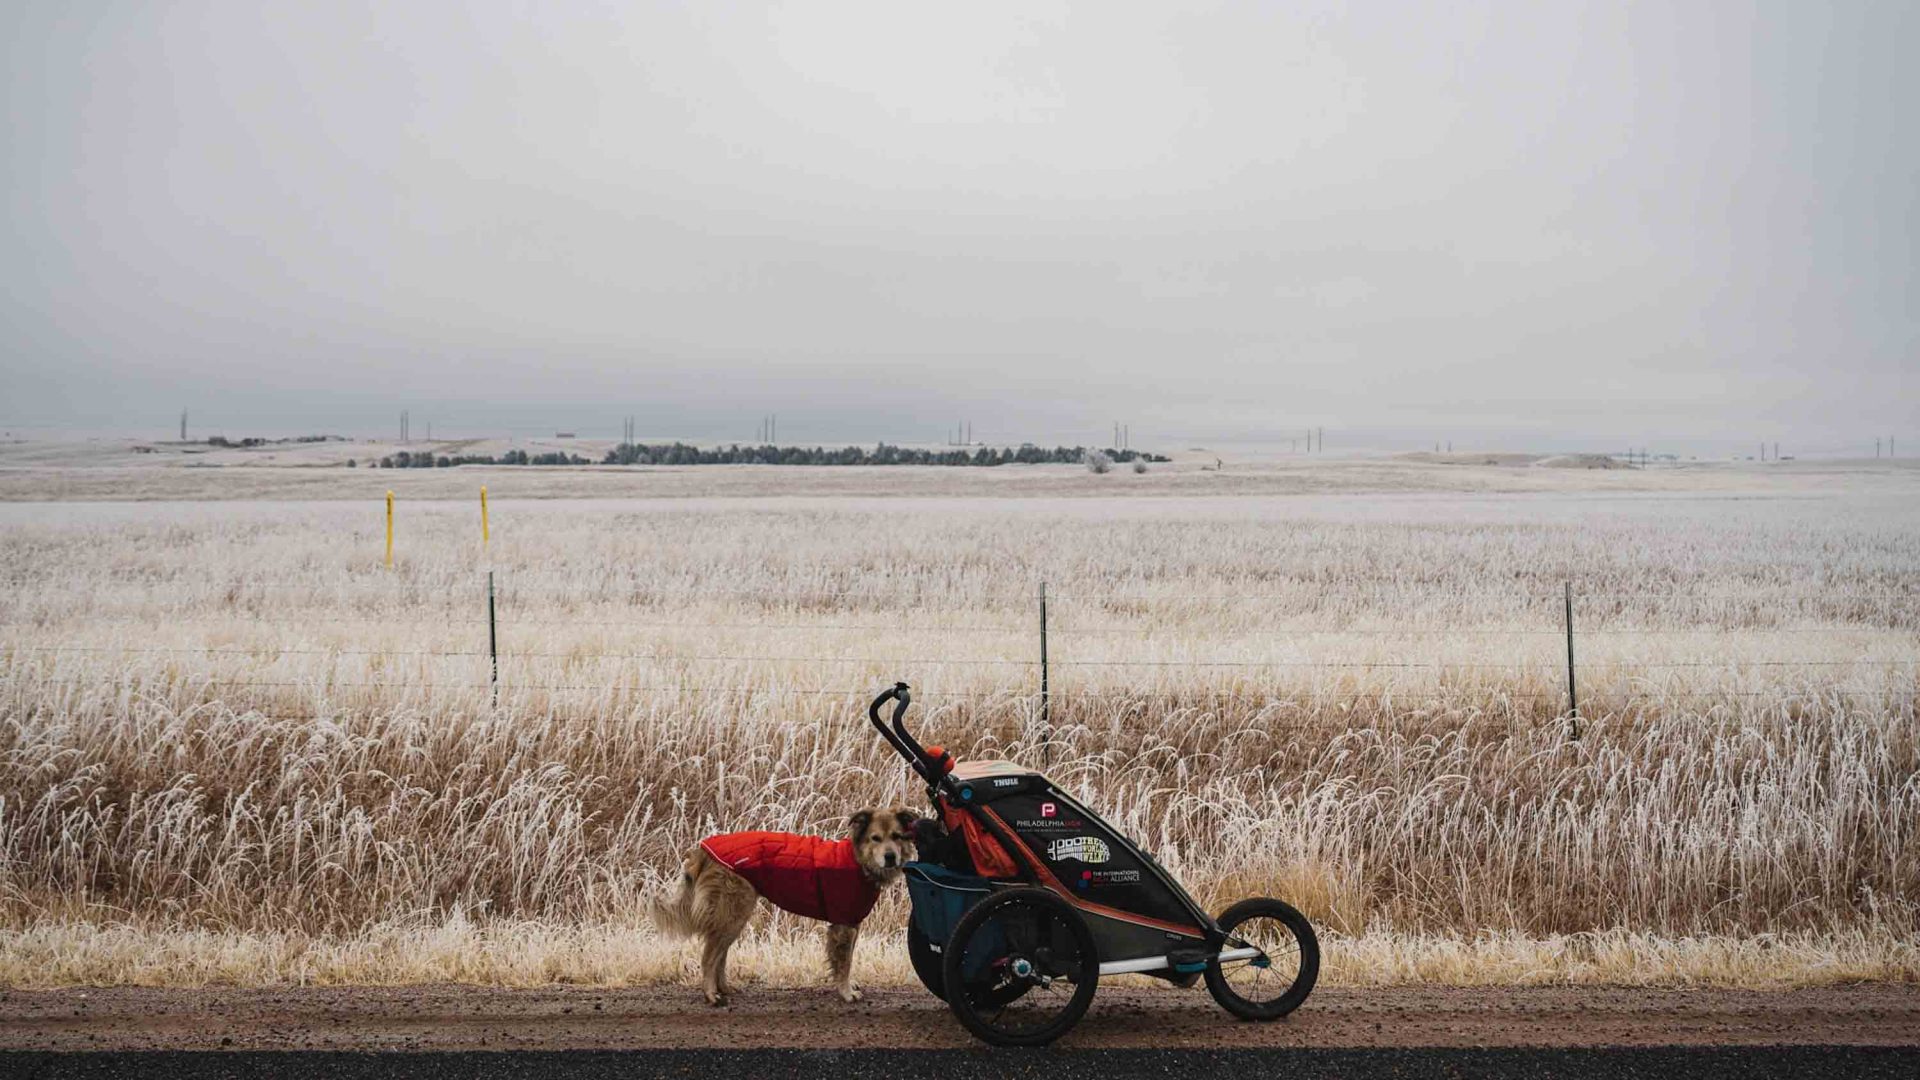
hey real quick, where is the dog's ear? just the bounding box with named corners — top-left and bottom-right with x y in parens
top-left (894, 807), bottom-right (920, 830)
top-left (847, 809), bottom-right (873, 839)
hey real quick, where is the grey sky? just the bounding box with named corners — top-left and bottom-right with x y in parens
top-left (4, 1), bottom-right (1915, 452)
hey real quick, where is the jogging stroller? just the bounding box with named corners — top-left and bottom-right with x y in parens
top-left (869, 683), bottom-right (1319, 1046)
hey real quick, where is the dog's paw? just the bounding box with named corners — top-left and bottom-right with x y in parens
top-left (705, 991), bottom-right (730, 1007)
top-left (838, 985), bottom-right (863, 1004)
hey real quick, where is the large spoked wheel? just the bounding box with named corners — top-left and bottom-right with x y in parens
top-left (1204, 897), bottom-right (1320, 1020)
top-left (941, 887), bottom-right (1098, 1046)
top-left (908, 920), bottom-right (1034, 1007)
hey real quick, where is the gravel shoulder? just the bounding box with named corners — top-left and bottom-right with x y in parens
top-left (3, 984), bottom-right (1917, 1052)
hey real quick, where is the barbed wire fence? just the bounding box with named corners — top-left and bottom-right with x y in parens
top-left (2, 575), bottom-right (1915, 750)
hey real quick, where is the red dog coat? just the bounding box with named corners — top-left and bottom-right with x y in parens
top-left (700, 831), bottom-right (881, 926)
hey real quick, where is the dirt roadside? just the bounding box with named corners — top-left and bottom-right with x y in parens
top-left (3, 984), bottom-right (1917, 1052)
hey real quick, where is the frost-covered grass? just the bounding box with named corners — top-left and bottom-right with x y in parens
top-left (1, 484), bottom-right (1916, 986)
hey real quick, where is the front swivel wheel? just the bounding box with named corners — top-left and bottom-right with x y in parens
top-left (1204, 897), bottom-right (1319, 1020)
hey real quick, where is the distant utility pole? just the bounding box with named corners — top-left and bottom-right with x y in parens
top-left (400, 411), bottom-right (409, 443)
top-left (1773, 442), bottom-right (1779, 461)
top-left (1759, 442), bottom-right (1765, 462)
top-left (1877, 437), bottom-right (1883, 458)
top-left (179, 410), bottom-right (187, 441)
top-left (1318, 427), bottom-right (1324, 453)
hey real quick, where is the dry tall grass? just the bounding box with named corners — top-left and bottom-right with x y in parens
top-left (1, 490), bottom-right (1916, 987)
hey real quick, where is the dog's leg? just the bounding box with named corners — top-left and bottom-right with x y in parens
top-left (715, 932), bottom-right (736, 998)
top-left (826, 923), bottom-right (861, 1003)
top-left (694, 868), bottom-right (757, 1006)
top-left (700, 929), bottom-right (741, 1007)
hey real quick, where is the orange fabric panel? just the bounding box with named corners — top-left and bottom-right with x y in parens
top-left (941, 803), bottom-right (1018, 879)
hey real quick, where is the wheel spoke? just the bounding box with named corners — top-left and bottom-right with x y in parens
top-left (1213, 911), bottom-right (1311, 1008)
top-left (945, 889), bottom-right (1098, 1044)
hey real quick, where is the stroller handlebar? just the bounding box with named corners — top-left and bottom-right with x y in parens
top-left (867, 682), bottom-right (956, 796)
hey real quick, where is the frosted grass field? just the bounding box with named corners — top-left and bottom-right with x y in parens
top-left (1, 466), bottom-right (1916, 988)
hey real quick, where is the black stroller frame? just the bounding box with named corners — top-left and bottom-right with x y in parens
top-left (869, 683), bottom-right (1319, 1046)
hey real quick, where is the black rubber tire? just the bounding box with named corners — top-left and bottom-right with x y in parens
top-left (941, 887), bottom-right (1098, 1047)
top-left (909, 920), bottom-right (1032, 1008)
top-left (1204, 897), bottom-right (1320, 1020)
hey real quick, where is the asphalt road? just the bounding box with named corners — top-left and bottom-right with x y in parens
top-left (7, 1047), bottom-right (1920, 1080)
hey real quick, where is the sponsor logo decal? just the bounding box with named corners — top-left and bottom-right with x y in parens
top-left (1074, 868), bottom-right (1142, 889)
top-left (1014, 817), bottom-right (1081, 830)
top-left (992, 777), bottom-right (1020, 788)
top-left (1013, 803), bottom-right (1081, 830)
top-left (1046, 836), bottom-right (1110, 864)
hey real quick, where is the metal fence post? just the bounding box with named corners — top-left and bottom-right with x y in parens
top-left (488, 571), bottom-right (499, 707)
top-left (1564, 581), bottom-right (1578, 740)
top-left (1039, 579), bottom-right (1051, 768)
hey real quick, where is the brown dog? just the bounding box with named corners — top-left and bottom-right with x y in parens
top-left (650, 808), bottom-right (917, 1005)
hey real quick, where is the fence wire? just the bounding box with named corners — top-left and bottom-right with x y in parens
top-left (1, 573), bottom-right (1915, 729)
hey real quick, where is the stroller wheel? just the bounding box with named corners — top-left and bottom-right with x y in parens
top-left (941, 887), bottom-right (1098, 1047)
top-left (1204, 897), bottom-right (1320, 1020)
top-left (909, 920), bottom-right (1035, 1007)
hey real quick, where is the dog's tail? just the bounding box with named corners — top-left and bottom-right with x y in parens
top-left (647, 853), bottom-right (700, 939)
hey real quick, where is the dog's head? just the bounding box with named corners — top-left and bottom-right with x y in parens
top-left (848, 807), bottom-right (919, 884)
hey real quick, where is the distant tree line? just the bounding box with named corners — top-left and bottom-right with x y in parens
top-left (376, 449), bottom-right (589, 468)
top-left (207, 435), bottom-right (340, 447)
top-left (603, 442), bottom-right (1170, 467)
top-left (371, 443), bottom-right (1168, 469)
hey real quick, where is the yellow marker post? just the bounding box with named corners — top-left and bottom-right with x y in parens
top-left (480, 485), bottom-right (490, 547)
top-left (385, 490), bottom-right (395, 567)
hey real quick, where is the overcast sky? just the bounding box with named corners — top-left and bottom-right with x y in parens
top-left (4, 1), bottom-right (1915, 452)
